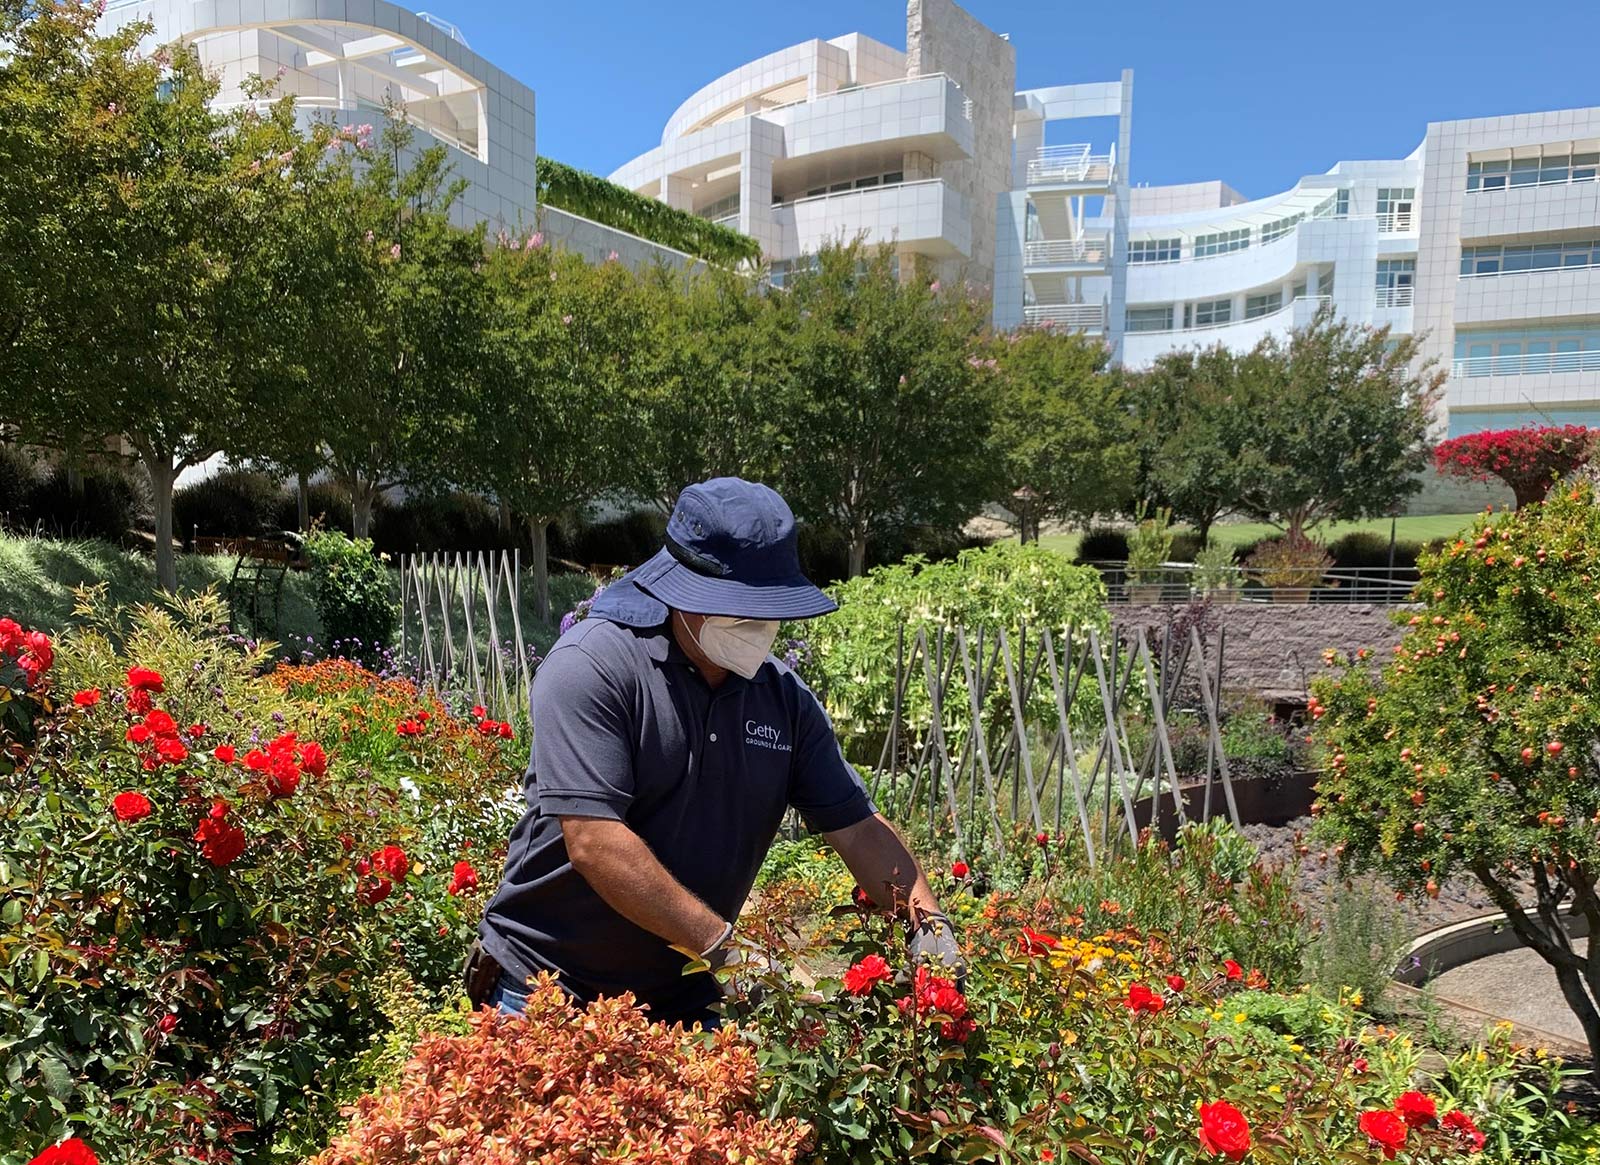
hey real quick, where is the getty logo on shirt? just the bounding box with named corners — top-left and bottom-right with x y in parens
top-left (744, 719), bottom-right (792, 752)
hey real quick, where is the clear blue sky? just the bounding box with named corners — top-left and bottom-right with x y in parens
top-left (437, 0), bottom-right (1599, 198)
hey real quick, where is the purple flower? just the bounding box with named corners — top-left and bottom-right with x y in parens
top-left (558, 611), bottom-right (578, 636)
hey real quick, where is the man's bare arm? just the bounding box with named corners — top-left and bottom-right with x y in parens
top-left (823, 813), bottom-right (941, 919)
top-left (560, 817), bottom-right (728, 954)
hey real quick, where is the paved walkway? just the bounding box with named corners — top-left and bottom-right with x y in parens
top-left (1432, 948), bottom-right (1583, 1046)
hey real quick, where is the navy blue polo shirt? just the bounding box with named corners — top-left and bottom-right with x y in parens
top-left (479, 579), bottom-right (875, 1023)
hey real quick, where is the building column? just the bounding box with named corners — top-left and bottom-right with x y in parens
top-left (659, 173), bottom-right (693, 211)
top-left (1106, 69), bottom-right (1134, 364)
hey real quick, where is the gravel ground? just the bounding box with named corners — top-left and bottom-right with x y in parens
top-left (1241, 815), bottom-right (1506, 933)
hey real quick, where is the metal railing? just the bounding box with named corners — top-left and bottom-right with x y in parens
top-left (1125, 295), bottom-right (1327, 338)
top-left (1026, 143), bottom-right (1116, 186)
top-left (1024, 302), bottom-right (1106, 331)
top-left (1024, 235), bottom-right (1110, 266)
top-left (1460, 254), bottom-right (1600, 279)
top-left (1375, 284), bottom-right (1415, 308)
top-left (1466, 170), bottom-right (1599, 194)
top-left (1452, 349), bottom-right (1600, 379)
top-left (1089, 561), bottom-right (1420, 606)
top-left (773, 176), bottom-right (946, 211)
top-left (1376, 210), bottom-right (1415, 233)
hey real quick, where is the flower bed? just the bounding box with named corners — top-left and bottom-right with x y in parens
top-left (0, 595), bottom-right (519, 1160)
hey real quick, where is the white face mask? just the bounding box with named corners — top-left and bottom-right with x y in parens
top-left (689, 616), bottom-right (779, 679)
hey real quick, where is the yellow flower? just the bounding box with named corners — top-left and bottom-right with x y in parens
top-left (1267, 1085), bottom-right (1282, 1095)
top-left (1350, 990), bottom-right (1363, 1008)
top-left (1290, 1044), bottom-right (1304, 1053)
top-left (1234, 1013), bottom-right (1246, 1024)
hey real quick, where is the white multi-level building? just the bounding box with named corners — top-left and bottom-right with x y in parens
top-left (98, 0), bottom-right (699, 269)
top-left (617, 0), bottom-right (1600, 438)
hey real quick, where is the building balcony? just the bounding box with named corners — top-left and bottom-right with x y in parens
top-left (1455, 265), bottom-right (1600, 326)
top-left (1375, 285), bottom-right (1414, 309)
top-left (1023, 303), bottom-right (1106, 332)
top-left (773, 178), bottom-right (971, 259)
top-left (1025, 143), bottom-right (1116, 189)
top-left (762, 73), bottom-right (974, 165)
top-left (1023, 234), bottom-right (1110, 270)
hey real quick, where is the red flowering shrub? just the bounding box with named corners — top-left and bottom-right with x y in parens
top-left (314, 978), bottom-right (810, 1165)
top-left (27, 1138), bottom-right (98, 1165)
top-left (1197, 1100), bottom-right (1251, 1161)
top-left (1, 618), bottom-right (56, 773)
top-left (1433, 424), bottom-right (1591, 508)
top-left (1361, 1108), bottom-right (1409, 1159)
top-left (0, 594), bottom-right (520, 1160)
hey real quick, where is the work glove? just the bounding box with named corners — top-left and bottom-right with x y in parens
top-left (907, 909), bottom-right (966, 989)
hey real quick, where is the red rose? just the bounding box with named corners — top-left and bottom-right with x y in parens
top-left (1166, 974), bottom-right (1185, 993)
top-left (471, 704), bottom-right (487, 719)
top-left (212, 744), bottom-right (236, 764)
top-left (267, 731), bottom-right (298, 757)
top-left (143, 710), bottom-right (177, 737)
top-left (1018, 926), bottom-right (1058, 956)
top-left (266, 756), bottom-right (301, 798)
top-left (1441, 1110), bottom-right (1485, 1153)
top-left (1036, 831), bottom-right (1049, 846)
top-left (126, 666), bottom-right (164, 692)
top-left (1359, 1110), bottom-right (1407, 1159)
top-left (842, 953), bottom-right (894, 995)
top-left (396, 718), bottom-right (423, 737)
top-left (73, 688), bottom-right (101, 708)
top-left (497, 721), bottom-right (514, 739)
top-left (358, 876), bottom-right (393, 905)
top-left (447, 859), bottom-right (479, 896)
top-left (372, 844), bottom-right (409, 881)
top-left (125, 688), bottom-right (152, 715)
top-left (186, 723), bottom-right (206, 740)
top-left (1125, 982), bottom-right (1165, 1014)
top-left (939, 1017), bottom-right (976, 1042)
top-left (244, 749), bottom-right (270, 772)
top-left (0, 617), bottom-right (21, 655)
top-left (112, 791), bottom-right (153, 822)
top-left (299, 740), bottom-right (328, 777)
top-left (951, 861), bottom-right (970, 879)
top-left (1197, 1100), bottom-right (1250, 1161)
top-left (22, 630), bottom-right (53, 671)
top-left (1223, 959), bottom-right (1243, 981)
top-left (477, 718), bottom-right (500, 736)
top-left (157, 1013), bottom-right (177, 1033)
top-left (194, 801), bottom-right (246, 867)
top-left (28, 1138), bottom-right (98, 1165)
top-left (1394, 1091), bottom-right (1436, 1128)
top-left (1352, 1057), bottom-right (1369, 1074)
top-left (154, 737), bottom-right (188, 765)
top-left (125, 723), bottom-right (153, 745)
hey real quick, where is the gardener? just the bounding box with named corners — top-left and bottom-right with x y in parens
top-left (469, 477), bottom-right (961, 1027)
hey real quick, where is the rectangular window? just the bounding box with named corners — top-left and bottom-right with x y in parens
top-left (1192, 228), bottom-right (1250, 258)
top-left (882, 171), bottom-right (904, 186)
top-left (1292, 281), bottom-right (1308, 299)
top-left (854, 175), bottom-right (880, 189)
top-left (1469, 147), bottom-right (1600, 191)
top-left (1126, 306), bottom-right (1175, 332)
top-left (1376, 187), bottom-right (1415, 232)
top-left (1376, 258), bottom-right (1415, 306)
top-left (1463, 240), bottom-right (1600, 275)
top-left (1187, 298), bottom-right (1232, 327)
top-left (1260, 215), bottom-right (1303, 244)
top-left (1129, 237), bottom-right (1181, 263)
top-left (1510, 157), bottom-right (1540, 187)
top-left (1245, 291), bottom-right (1283, 319)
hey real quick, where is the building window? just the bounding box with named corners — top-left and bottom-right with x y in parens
top-left (1311, 189), bottom-right (1350, 219)
top-left (1259, 214), bottom-right (1303, 244)
top-left (1292, 280), bottom-right (1308, 300)
top-left (1376, 258), bottom-right (1415, 306)
top-left (1128, 237), bottom-right (1181, 264)
top-left (1453, 326), bottom-right (1600, 376)
top-left (697, 192), bottom-right (741, 221)
top-left (1184, 299), bottom-right (1233, 328)
top-left (1192, 228), bottom-right (1250, 258)
top-left (1126, 305), bottom-right (1174, 332)
top-left (1461, 239), bottom-right (1600, 276)
top-left (1376, 187), bottom-right (1415, 231)
top-left (1469, 148), bottom-right (1600, 192)
top-left (1244, 291), bottom-right (1283, 319)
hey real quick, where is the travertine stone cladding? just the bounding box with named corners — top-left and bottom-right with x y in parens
top-left (906, 0), bottom-right (1014, 289)
top-left (1113, 603), bottom-right (1410, 700)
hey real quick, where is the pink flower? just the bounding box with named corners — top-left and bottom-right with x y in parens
top-left (929, 280), bottom-right (941, 292)
top-left (529, 231), bottom-right (544, 249)
top-left (561, 314), bottom-right (573, 325)
top-left (607, 250), bottom-right (619, 262)
top-left (364, 229), bottom-right (375, 243)
top-left (390, 243), bottom-right (402, 259)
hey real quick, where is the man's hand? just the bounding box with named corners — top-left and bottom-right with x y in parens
top-left (908, 910), bottom-right (966, 986)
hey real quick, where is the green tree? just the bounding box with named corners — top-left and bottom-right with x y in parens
top-left (990, 327), bottom-right (1132, 541)
top-left (631, 264), bottom-right (779, 512)
top-left (1129, 346), bottom-right (1253, 546)
top-left (466, 242), bottom-right (649, 619)
top-left (771, 242), bottom-right (997, 576)
top-left (309, 119), bottom-right (488, 539)
top-left (4, 24), bottom-right (306, 590)
top-left (1234, 308), bottom-right (1443, 538)
top-left (1311, 483), bottom-right (1600, 1080)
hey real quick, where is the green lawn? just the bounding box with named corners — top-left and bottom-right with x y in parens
top-left (1038, 513), bottom-right (1483, 561)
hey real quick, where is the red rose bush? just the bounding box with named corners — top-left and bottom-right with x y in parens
top-left (0, 595), bottom-right (519, 1160)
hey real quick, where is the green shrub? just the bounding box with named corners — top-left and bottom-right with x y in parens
top-left (273, 480), bottom-right (356, 536)
top-left (16, 461), bottom-right (150, 542)
top-left (0, 597), bottom-right (517, 1159)
top-left (303, 529), bottom-right (398, 660)
top-left (172, 468), bottom-right (286, 541)
top-left (370, 491), bottom-right (514, 556)
top-left (0, 444), bottom-right (42, 526)
top-left (1304, 880), bottom-right (1412, 1009)
top-left (1327, 530), bottom-right (1421, 570)
top-left (1168, 529), bottom-right (1204, 563)
top-left (554, 507), bottom-right (666, 570)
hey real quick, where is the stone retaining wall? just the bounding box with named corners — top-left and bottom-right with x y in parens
top-left (1114, 601), bottom-right (1409, 701)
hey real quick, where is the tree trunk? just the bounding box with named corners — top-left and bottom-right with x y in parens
top-left (146, 456), bottom-right (179, 594)
top-left (296, 468), bottom-right (310, 532)
top-left (527, 516), bottom-right (550, 622)
top-left (1196, 515), bottom-right (1214, 548)
top-left (847, 528), bottom-right (868, 578)
top-left (351, 478), bottom-right (378, 540)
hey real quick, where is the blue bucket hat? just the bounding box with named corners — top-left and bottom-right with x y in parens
top-left (626, 478), bottom-right (837, 620)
